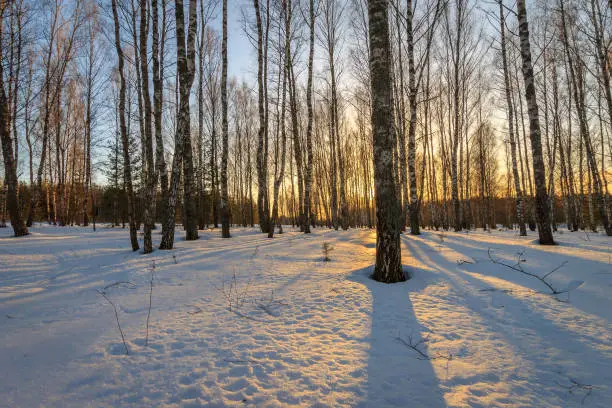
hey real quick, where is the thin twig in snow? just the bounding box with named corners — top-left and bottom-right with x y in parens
top-left (97, 289), bottom-right (129, 355)
top-left (555, 376), bottom-right (598, 406)
top-left (145, 261), bottom-right (155, 346)
top-left (487, 248), bottom-right (573, 295)
top-left (102, 281), bottom-right (136, 291)
top-left (396, 334), bottom-right (453, 362)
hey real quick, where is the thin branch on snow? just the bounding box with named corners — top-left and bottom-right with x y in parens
top-left (255, 289), bottom-right (287, 317)
top-left (541, 262), bottom-right (569, 281)
top-left (396, 334), bottom-right (453, 362)
top-left (97, 289), bottom-right (129, 355)
top-left (555, 376), bottom-right (598, 406)
top-left (97, 281), bottom-right (136, 355)
top-left (487, 248), bottom-right (576, 296)
top-left (145, 261), bottom-right (155, 347)
top-left (102, 281), bottom-right (136, 291)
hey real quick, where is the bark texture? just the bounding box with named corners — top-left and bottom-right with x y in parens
top-left (159, 0), bottom-right (198, 248)
top-left (111, 0), bottom-right (139, 251)
top-left (369, 0), bottom-right (404, 283)
top-left (220, 0), bottom-right (230, 238)
top-left (516, 0), bottom-right (555, 244)
top-left (0, 9), bottom-right (27, 237)
top-left (254, 0), bottom-right (270, 234)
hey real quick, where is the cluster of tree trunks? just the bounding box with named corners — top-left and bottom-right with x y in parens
top-left (2, 0), bottom-right (611, 274)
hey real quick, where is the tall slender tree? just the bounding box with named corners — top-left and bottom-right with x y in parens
top-left (111, 0), bottom-right (139, 251)
top-left (139, 0), bottom-right (157, 253)
top-left (516, 0), bottom-right (554, 244)
top-left (152, 0), bottom-right (168, 205)
top-left (220, 0), bottom-right (230, 238)
top-left (253, 0), bottom-right (270, 234)
top-left (303, 0), bottom-right (316, 233)
top-left (0, 3), bottom-right (27, 237)
top-left (269, 21), bottom-right (288, 239)
top-left (159, 0), bottom-right (198, 249)
top-left (369, 0), bottom-right (404, 283)
top-left (499, 0), bottom-right (526, 236)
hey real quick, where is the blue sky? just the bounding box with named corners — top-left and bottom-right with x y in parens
top-left (226, 1), bottom-right (256, 82)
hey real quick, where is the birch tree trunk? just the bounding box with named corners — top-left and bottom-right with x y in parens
top-left (220, 0), bottom-right (230, 238)
top-left (152, 0), bottom-right (168, 215)
top-left (406, 0), bottom-right (420, 235)
top-left (0, 5), bottom-right (27, 236)
top-left (516, 0), bottom-right (554, 244)
top-left (159, 0), bottom-right (198, 248)
top-left (393, 0), bottom-right (408, 231)
top-left (450, 0), bottom-right (463, 232)
top-left (139, 0), bottom-right (157, 253)
top-left (181, 0), bottom-right (199, 242)
top-left (182, 104), bottom-right (199, 241)
top-left (196, 0), bottom-right (207, 229)
top-left (263, 0), bottom-right (271, 230)
top-left (369, 0), bottom-right (404, 283)
top-left (499, 0), bottom-right (526, 236)
top-left (303, 0), bottom-right (316, 234)
top-left (253, 0), bottom-right (270, 234)
top-left (268, 37), bottom-right (288, 239)
top-left (285, 0), bottom-right (305, 233)
top-left (321, 0), bottom-right (345, 229)
top-left (111, 0), bottom-right (139, 251)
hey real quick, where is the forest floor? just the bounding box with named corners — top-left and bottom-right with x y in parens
top-left (0, 224), bottom-right (611, 407)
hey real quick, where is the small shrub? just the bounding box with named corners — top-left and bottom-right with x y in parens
top-left (322, 242), bottom-right (334, 262)
top-left (222, 269), bottom-right (252, 312)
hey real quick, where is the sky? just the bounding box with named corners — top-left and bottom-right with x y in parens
top-left (226, 1), bottom-right (257, 82)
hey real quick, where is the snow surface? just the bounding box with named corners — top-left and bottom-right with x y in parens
top-left (0, 224), bottom-right (611, 407)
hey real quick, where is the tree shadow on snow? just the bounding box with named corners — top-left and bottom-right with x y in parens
top-left (347, 266), bottom-right (448, 408)
top-left (409, 231), bottom-right (612, 323)
top-left (403, 235), bottom-right (612, 405)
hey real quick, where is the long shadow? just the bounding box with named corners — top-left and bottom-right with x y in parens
top-left (347, 266), bottom-right (447, 407)
top-left (425, 229), bottom-right (611, 266)
top-left (406, 235), bottom-right (612, 350)
top-left (404, 236), bottom-right (612, 404)
top-left (414, 231), bottom-right (612, 321)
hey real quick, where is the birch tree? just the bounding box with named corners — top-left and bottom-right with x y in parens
top-left (516, 0), bottom-right (554, 244)
top-left (220, 0), bottom-right (230, 238)
top-left (160, 0), bottom-right (198, 249)
top-left (303, 0), bottom-right (316, 233)
top-left (499, 0), bottom-right (526, 236)
top-left (253, 0), bottom-right (271, 234)
top-left (0, 2), bottom-right (27, 237)
top-left (369, 0), bottom-right (404, 283)
top-left (111, 0), bottom-right (139, 250)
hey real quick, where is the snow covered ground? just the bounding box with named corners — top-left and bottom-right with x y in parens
top-left (0, 224), bottom-right (611, 407)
